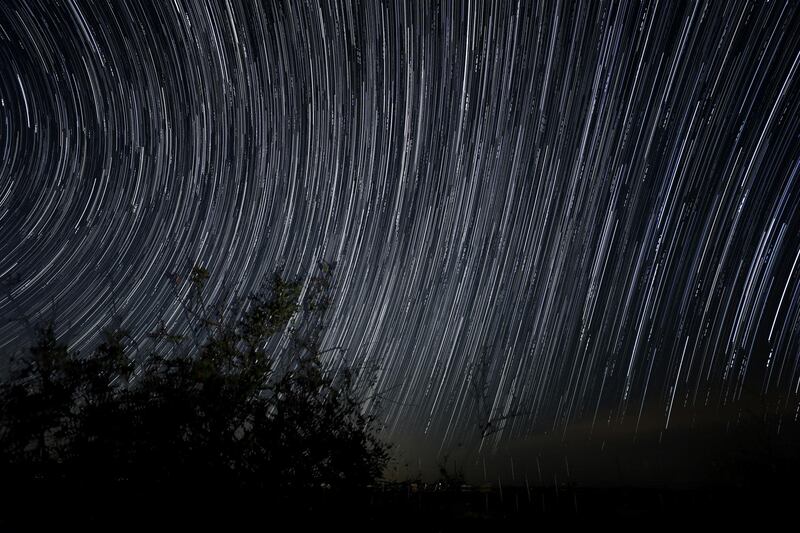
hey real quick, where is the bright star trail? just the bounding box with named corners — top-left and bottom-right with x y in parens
top-left (1, 0), bottom-right (800, 471)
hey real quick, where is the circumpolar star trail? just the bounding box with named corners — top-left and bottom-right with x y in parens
top-left (1, 1), bottom-right (799, 457)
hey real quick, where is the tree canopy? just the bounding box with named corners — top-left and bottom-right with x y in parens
top-left (0, 261), bottom-right (389, 504)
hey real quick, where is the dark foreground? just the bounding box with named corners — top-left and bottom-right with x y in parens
top-left (0, 481), bottom-right (795, 530)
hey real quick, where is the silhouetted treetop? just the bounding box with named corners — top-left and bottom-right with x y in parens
top-left (0, 261), bottom-right (389, 496)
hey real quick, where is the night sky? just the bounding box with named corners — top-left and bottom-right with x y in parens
top-left (2, 1), bottom-right (800, 483)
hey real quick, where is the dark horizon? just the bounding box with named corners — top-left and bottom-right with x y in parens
top-left (2, 0), bottom-right (800, 492)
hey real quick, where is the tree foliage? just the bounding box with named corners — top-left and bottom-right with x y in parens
top-left (0, 262), bottom-right (389, 496)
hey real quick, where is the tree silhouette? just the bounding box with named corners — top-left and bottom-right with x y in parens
top-left (468, 345), bottom-right (528, 447)
top-left (0, 261), bottom-right (389, 520)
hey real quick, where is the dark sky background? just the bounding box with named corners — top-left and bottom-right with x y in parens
top-left (1, 0), bottom-right (800, 485)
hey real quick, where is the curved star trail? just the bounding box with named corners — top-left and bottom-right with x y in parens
top-left (1, 0), bottom-right (800, 461)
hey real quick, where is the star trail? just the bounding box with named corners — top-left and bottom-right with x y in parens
top-left (1, 0), bottom-right (800, 469)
